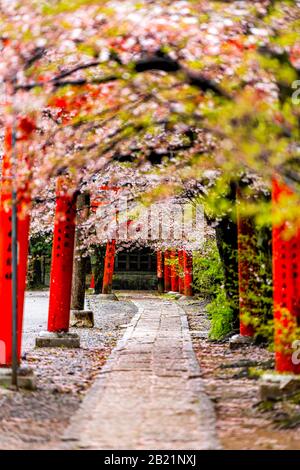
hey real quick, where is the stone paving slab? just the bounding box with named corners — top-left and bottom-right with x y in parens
top-left (63, 298), bottom-right (220, 450)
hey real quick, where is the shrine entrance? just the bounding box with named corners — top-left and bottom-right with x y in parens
top-left (113, 248), bottom-right (157, 290)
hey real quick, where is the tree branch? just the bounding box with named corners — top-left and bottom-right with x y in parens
top-left (15, 74), bottom-right (119, 91)
top-left (135, 52), bottom-right (232, 99)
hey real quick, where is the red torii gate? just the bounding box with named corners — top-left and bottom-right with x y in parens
top-left (170, 249), bottom-right (179, 292)
top-left (178, 250), bottom-right (185, 295)
top-left (234, 180), bottom-right (300, 375)
top-left (40, 90), bottom-right (117, 341)
top-left (35, 93), bottom-right (86, 347)
top-left (272, 178), bottom-right (300, 373)
top-left (91, 185), bottom-right (120, 296)
top-left (0, 75), bottom-right (299, 376)
top-left (183, 251), bottom-right (193, 297)
top-left (163, 249), bottom-right (171, 292)
top-left (47, 177), bottom-right (77, 333)
top-left (0, 116), bottom-right (35, 366)
top-left (102, 239), bottom-right (116, 295)
top-left (161, 248), bottom-right (193, 296)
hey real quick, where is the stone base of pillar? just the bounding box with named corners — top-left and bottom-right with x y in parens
top-left (229, 334), bottom-right (253, 350)
top-left (35, 331), bottom-right (80, 348)
top-left (259, 373), bottom-right (300, 401)
top-left (96, 293), bottom-right (118, 301)
top-left (70, 310), bottom-right (94, 328)
top-left (0, 366), bottom-right (37, 390)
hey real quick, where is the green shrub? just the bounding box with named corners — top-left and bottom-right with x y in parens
top-left (193, 239), bottom-right (235, 339)
top-left (193, 239), bottom-right (224, 299)
top-left (206, 287), bottom-right (235, 340)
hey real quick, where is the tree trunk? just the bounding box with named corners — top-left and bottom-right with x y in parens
top-left (71, 192), bottom-right (90, 311)
top-left (32, 257), bottom-right (42, 287)
top-left (157, 251), bottom-right (164, 294)
top-left (102, 240), bottom-right (116, 294)
top-left (214, 182), bottom-right (239, 328)
top-left (93, 245), bottom-right (105, 294)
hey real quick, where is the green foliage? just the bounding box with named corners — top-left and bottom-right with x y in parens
top-left (237, 224), bottom-right (274, 344)
top-left (206, 288), bottom-right (235, 340)
top-left (193, 239), bottom-right (235, 339)
top-left (29, 233), bottom-right (52, 258)
top-left (192, 239), bottom-right (224, 299)
top-left (42, 0), bottom-right (101, 15)
top-left (27, 233), bottom-right (52, 288)
top-left (193, 226), bottom-right (274, 342)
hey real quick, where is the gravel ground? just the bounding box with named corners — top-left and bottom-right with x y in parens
top-left (0, 292), bottom-right (137, 450)
top-left (184, 299), bottom-right (300, 450)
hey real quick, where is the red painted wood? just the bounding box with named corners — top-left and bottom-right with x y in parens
top-left (48, 177), bottom-right (77, 332)
top-left (157, 251), bottom-right (163, 278)
top-left (102, 240), bottom-right (116, 294)
top-left (0, 124), bottom-right (32, 366)
top-left (170, 249), bottom-right (179, 292)
top-left (157, 250), bottom-right (164, 293)
top-left (178, 250), bottom-right (185, 294)
top-left (183, 251), bottom-right (193, 297)
top-left (164, 250), bottom-right (171, 292)
top-left (272, 178), bottom-right (300, 373)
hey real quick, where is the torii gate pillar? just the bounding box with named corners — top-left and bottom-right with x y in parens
top-left (183, 251), bottom-right (193, 297)
top-left (0, 126), bottom-right (31, 367)
top-left (157, 251), bottom-right (164, 294)
top-left (170, 249), bottom-right (179, 292)
top-left (100, 240), bottom-right (117, 300)
top-left (272, 179), bottom-right (300, 373)
top-left (178, 250), bottom-right (185, 295)
top-left (164, 249), bottom-right (171, 292)
top-left (36, 177), bottom-right (80, 348)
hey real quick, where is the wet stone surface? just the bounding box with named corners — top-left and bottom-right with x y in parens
top-left (63, 296), bottom-right (219, 450)
top-left (0, 292), bottom-right (137, 450)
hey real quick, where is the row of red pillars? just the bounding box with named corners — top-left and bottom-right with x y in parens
top-left (157, 249), bottom-right (193, 296)
top-left (0, 121), bottom-right (299, 375)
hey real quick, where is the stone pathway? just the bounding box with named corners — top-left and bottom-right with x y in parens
top-left (63, 296), bottom-right (220, 449)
